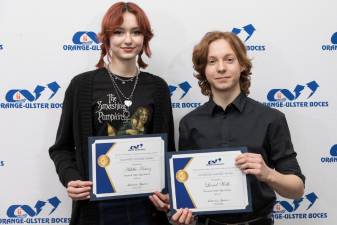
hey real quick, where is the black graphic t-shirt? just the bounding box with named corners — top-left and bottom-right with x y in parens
top-left (92, 70), bottom-right (154, 137)
top-left (92, 70), bottom-right (159, 224)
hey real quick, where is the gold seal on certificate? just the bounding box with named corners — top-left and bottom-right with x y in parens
top-left (89, 134), bottom-right (167, 200)
top-left (97, 154), bottom-right (110, 168)
top-left (167, 147), bottom-right (252, 215)
top-left (176, 170), bottom-right (189, 183)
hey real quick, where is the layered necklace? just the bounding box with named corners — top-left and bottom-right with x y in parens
top-left (106, 65), bottom-right (140, 107)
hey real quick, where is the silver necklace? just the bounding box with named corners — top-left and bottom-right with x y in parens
top-left (106, 67), bottom-right (139, 107)
top-left (107, 65), bottom-right (137, 84)
top-left (111, 74), bottom-right (135, 84)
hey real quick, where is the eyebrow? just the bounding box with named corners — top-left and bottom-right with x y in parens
top-left (208, 53), bottom-right (235, 58)
top-left (115, 26), bottom-right (140, 30)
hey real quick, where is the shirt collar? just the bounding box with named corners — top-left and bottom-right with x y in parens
top-left (207, 92), bottom-right (247, 115)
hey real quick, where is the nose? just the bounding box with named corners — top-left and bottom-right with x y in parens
top-left (124, 32), bottom-right (132, 45)
top-left (217, 61), bottom-right (226, 73)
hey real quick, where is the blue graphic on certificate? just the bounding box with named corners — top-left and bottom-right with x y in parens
top-left (167, 147), bottom-right (252, 215)
top-left (89, 134), bottom-right (166, 200)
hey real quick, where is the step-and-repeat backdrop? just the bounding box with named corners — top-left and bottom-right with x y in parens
top-left (0, 0), bottom-right (336, 224)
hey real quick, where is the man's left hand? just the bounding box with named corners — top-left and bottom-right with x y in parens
top-left (235, 153), bottom-right (273, 182)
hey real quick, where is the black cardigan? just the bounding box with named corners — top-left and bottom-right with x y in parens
top-left (49, 68), bottom-right (175, 225)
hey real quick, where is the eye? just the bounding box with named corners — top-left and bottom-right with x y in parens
top-left (226, 57), bottom-right (235, 63)
top-left (208, 58), bottom-right (216, 65)
top-left (132, 30), bottom-right (143, 36)
top-left (113, 30), bottom-right (124, 35)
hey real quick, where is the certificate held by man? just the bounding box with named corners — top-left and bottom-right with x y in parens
top-left (89, 134), bottom-right (166, 200)
top-left (167, 147), bottom-right (252, 215)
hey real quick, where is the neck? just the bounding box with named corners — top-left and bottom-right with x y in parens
top-left (211, 87), bottom-right (241, 110)
top-left (108, 58), bottom-right (138, 77)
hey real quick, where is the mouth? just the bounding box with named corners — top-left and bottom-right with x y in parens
top-left (215, 76), bottom-right (231, 80)
top-left (121, 47), bottom-right (136, 52)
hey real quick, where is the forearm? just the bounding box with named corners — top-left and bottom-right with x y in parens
top-left (50, 151), bottom-right (82, 186)
top-left (49, 142), bottom-right (82, 187)
top-left (266, 169), bottom-right (304, 199)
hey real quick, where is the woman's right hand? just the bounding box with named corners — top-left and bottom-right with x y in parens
top-left (67, 180), bottom-right (93, 200)
top-left (149, 191), bottom-right (170, 212)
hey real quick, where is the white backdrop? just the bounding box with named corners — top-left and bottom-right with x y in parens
top-left (0, 0), bottom-right (336, 224)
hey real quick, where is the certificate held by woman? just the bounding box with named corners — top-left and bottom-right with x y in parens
top-left (89, 134), bottom-right (166, 200)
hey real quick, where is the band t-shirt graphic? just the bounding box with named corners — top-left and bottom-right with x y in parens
top-left (92, 71), bottom-right (153, 137)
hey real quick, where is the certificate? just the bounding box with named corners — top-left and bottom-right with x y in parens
top-left (89, 134), bottom-right (166, 200)
top-left (167, 147), bottom-right (252, 215)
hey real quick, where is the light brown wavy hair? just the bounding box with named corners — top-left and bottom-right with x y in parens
top-left (192, 31), bottom-right (252, 96)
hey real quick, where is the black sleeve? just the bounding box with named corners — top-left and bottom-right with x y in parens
top-left (268, 113), bottom-right (305, 184)
top-left (178, 117), bottom-right (193, 151)
top-left (49, 78), bottom-right (83, 187)
top-left (152, 77), bottom-right (176, 152)
top-left (151, 77), bottom-right (176, 201)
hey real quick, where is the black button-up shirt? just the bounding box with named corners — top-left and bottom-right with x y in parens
top-left (178, 92), bottom-right (305, 223)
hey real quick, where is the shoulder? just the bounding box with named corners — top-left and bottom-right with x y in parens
top-left (180, 101), bottom-right (210, 125)
top-left (139, 71), bottom-right (169, 88)
top-left (246, 96), bottom-right (286, 121)
top-left (70, 68), bottom-right (104, 85)
top-left (65, 68), bottom-right (105, 94)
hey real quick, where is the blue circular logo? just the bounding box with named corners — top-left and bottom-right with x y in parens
top-left (331, 32), bottom-right (337, 44)
top-left (330, 144), bottom-right (337, 156)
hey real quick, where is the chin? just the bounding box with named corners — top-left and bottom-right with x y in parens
top-left (119, 55), bottom-right (137, 60)
top-left (214, 85), bottom-right (236, 93)
top-left (214, 83), bottom-right (231, 90)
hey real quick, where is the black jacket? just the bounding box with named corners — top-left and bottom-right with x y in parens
top-left (49, 68), bottom-right (175, 225)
